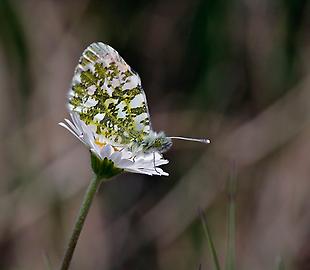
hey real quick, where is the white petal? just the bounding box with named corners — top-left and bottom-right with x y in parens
top-left (118, 159), bottom-right (134, 167)
top-left (154, 168), bottom-right (169, 176)
top-left (125, 168), bottom-right (153, 175)
top-left (100, 144), bottom-right (113, 158)
top-left (119, 150), bottom-right (132, 159)
top-left (71, 113), bottom-right (84, 132)
top-left (90, 148), bottom-right (101, 158)
top-left (141, 167), bottom-right (168, 176)
top-left (59, 122), bottom-right (83, 142)
top-left (64, 118), bottom-right (81, 135)
top-left (91, 144), bottom-right (101, 158)
top-left (155, 159), bottom-right (169, 166)
top-left (110, 152), bottom-right (122, 163)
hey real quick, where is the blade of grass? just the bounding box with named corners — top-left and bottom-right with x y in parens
top-left (225, 168), bottom-right (237, 270)
top-left (199, 208), bottom-right (221, 270)
top-left (0, 0), bottom-right (31, 121)
top-left (276, 256), bottom-right (284, 270)
top-left (43, 252), bottom-right (52, 270)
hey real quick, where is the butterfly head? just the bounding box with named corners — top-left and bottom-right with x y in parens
top-left (140, 131), bottom-right (173, 154)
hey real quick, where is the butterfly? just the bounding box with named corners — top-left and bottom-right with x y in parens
top-left (68, 42), bottom-right (209, 157)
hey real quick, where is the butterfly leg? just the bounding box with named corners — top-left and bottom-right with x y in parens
top-left (131, 153), bottom-right (137, 161)
top-left (153, 152), bottom-right (160, 174)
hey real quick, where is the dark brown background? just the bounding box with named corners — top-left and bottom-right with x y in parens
top-left (0, 0), bottom-right (310, 269)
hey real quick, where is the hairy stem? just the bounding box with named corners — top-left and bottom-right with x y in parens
top-left (60, 175), bottom-right (102, 270)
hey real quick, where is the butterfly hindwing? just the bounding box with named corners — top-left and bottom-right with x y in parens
top-left (68, 42), bottom-right (151, 146)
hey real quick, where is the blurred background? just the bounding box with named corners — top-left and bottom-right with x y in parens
top-left (1, 0), bottom-right (310, 269)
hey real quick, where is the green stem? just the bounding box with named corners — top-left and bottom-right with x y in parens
top-left (225, 195), bottom-right (236, 270)
top-left (60, 175), bottom-right (102, 270)
top-left (200, 209), bottom-right (221, 270)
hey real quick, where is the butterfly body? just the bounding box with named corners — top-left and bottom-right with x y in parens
top-left (68, 42), bottom-right (172, 155)
top-left (131, 131), bottom-right (173, 154)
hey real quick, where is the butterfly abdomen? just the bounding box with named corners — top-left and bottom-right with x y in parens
top-left (135, 131), bottom-right (172, 154)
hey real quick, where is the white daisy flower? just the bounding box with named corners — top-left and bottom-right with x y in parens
top-left (59, 112), bottom-right (169, 177)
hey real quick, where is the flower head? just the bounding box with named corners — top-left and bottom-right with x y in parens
top-left (59, 113), bottom-right (169, 177)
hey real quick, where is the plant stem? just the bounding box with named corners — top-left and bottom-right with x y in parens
top-left (60, 175), bottom-right (102, 270)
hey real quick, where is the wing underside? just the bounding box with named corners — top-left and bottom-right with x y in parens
top-left (68, 42), bottom-right (151, 146)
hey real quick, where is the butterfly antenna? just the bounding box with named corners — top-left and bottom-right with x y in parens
top-left (169, 136), bottom-right (211, 144)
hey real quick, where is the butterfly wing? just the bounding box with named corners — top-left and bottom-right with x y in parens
top-left (68, 42), bottom-right (151, 146)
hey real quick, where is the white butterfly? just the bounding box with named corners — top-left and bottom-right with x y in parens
top-left (60, 42), bottom-right (210, 176)
top-left (69, 42), bottom-right (209, 152)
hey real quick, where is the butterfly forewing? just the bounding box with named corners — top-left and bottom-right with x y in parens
top-left (68, 42), bottom-right (151, 146)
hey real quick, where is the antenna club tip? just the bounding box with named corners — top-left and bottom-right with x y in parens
top-left (205, 139), bottom-right (211, 144)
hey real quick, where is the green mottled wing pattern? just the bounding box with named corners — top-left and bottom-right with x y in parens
top-left (68, 42), bottom-right (151, 146)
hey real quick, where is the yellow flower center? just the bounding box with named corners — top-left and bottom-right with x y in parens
top-left (95, 140), bottom-right (106, 148)
top-left (95, 139), bottom-right (122, 152)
